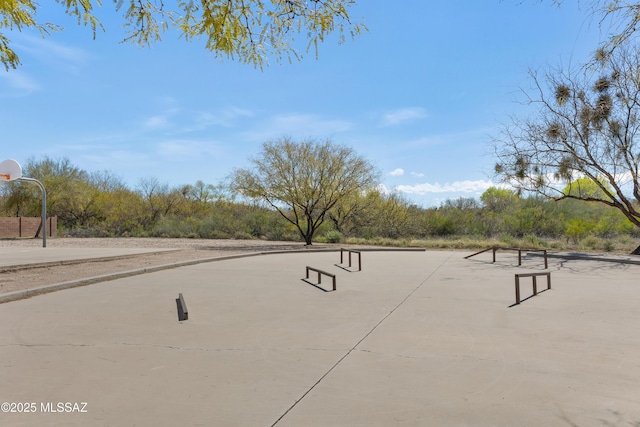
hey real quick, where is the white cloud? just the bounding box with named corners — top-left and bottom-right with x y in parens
top-left (389, 168), bottom-right (405, 176)
top-left (395, 179), bottom-right (496, 195)
top-left (194, 107), bottom-right (254, 128)
top-left (15, 34), bottom-right (91, 74)
top-left (79, 150), bottom-right (154, 171)
top-left (140, 103), bottom-right (255, 133)
top-left (382, 107), bottom-right (428, 126)
top-left (410, 171), bottom-right (425, 178)
top-left (0, 71), bottom-right (40, 94)
top-left (140, 103), bottom-right (182, 130)
top-left (243, 112), bottom-right (353, 141)
top-left (378, 183), bottom-right (391, 194)
top-left (272, 113), bottom-right (352, 133)
top-left (156, 139), bottom-right (222, 158)
top-left (144, 115), bottom-right (171, 129)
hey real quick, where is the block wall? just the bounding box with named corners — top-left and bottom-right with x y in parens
top-left (0, 217), bottom-right (57, 238)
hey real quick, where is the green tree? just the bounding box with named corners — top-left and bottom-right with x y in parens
top-left (0, 175), bottom-right (32, 216)
top-left (501, 196), bottom-right (562, 238)
top-left (176, 180), bottom-right (226, 217)
top-left (480, 187), bottom-right (518, 212)
top-left (561, 176), bottom-right (613, 200)
top-left (182, 180), bottom-right (222, 204)
top-left (373, 192), bottom-right (413, 239)
top-left (346, 190), bottom-right (413, 239)
top-left (98, 188), bottom-right (146, 236)
top-left (5, 157), bottom-right (93, 227)
top-left (565, 218), bottom-right (594, 243)
top-left (420, 208), bottom-right (458, 237)
top-left (0, 0), bottom-right (365, 70)
top-left (328, 188), bottom-right (386, 236)
top-left (230, 137), bottom-right (379, 245)
top-left (136, 177), bottom-right (183, 227)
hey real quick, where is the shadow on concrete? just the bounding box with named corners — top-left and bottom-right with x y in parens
top-left (334, 264), bottom-right (357, 273)
top-left (508, 288), bottom-right (551, 308)
top-left (301, 278), bottom-right (334, 293)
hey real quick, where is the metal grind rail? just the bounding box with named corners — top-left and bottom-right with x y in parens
top-left (465, 246), bottom-right (548, 269)
top-left (339, 248), bottom-right (362, 271)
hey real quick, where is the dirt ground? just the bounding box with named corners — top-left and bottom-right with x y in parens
top-left (0, 237), bottom-right (325, 295)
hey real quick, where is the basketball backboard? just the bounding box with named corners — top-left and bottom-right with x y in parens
top-left (0, 159), bottom-right (22, 182)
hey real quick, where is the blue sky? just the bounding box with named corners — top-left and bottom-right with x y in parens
top-left (0, 1), bottom-right (604, 207)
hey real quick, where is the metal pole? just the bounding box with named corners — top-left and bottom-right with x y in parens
top-left (18, 177), bottom-right (46, 248)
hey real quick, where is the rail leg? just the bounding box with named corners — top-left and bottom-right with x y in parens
top-left (177, 293), bottom-right (188, 321)
top-left (515, 276), bottom-right (521, 305)
top-left (533, 276), bottom-right (538, 295)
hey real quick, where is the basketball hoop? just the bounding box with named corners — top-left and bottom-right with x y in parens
top-left (0, 159), bottom-right (45, 247)
top-left (0, 159), bottom-right (22, 182)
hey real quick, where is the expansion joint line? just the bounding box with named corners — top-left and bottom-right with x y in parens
top-left (270, 252), bottom-right (454, 426)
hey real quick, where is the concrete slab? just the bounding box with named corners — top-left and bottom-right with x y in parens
top-left (1, 250), bottom-right (639, 426)
top-left (0, 247), bottom-right (177, 268)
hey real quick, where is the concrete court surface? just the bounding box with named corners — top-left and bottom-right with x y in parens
top-left (0, 249), bottom-right (639, 426)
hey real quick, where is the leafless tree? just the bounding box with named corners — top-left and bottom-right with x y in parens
top-left (493, 43), bottom-right (640, 233)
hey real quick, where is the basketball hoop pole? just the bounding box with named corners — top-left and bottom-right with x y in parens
top-left (18, 177), bottom-right (47, 248)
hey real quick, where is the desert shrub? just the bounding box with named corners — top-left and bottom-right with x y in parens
top-left (603, 240), bottom-right (616, 252)
top-left (499, 233), bottom-right (517, 247)
top-left (149, 216), bottom-right (201, 238)
top-left (421, 211), bottom-right (458, 236)
top-left (565, 219), bottom-right (594, 243)
top-left (62, 225), bottom-right (113, 238)
top-left (582, 236), bottom-right (600, 250)
top-left (522, 234), bottom-right (547, 248)
top-left (323, 230), bottom-right (344, 243)
top-left (232, 231), bottom-right (254, 240)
